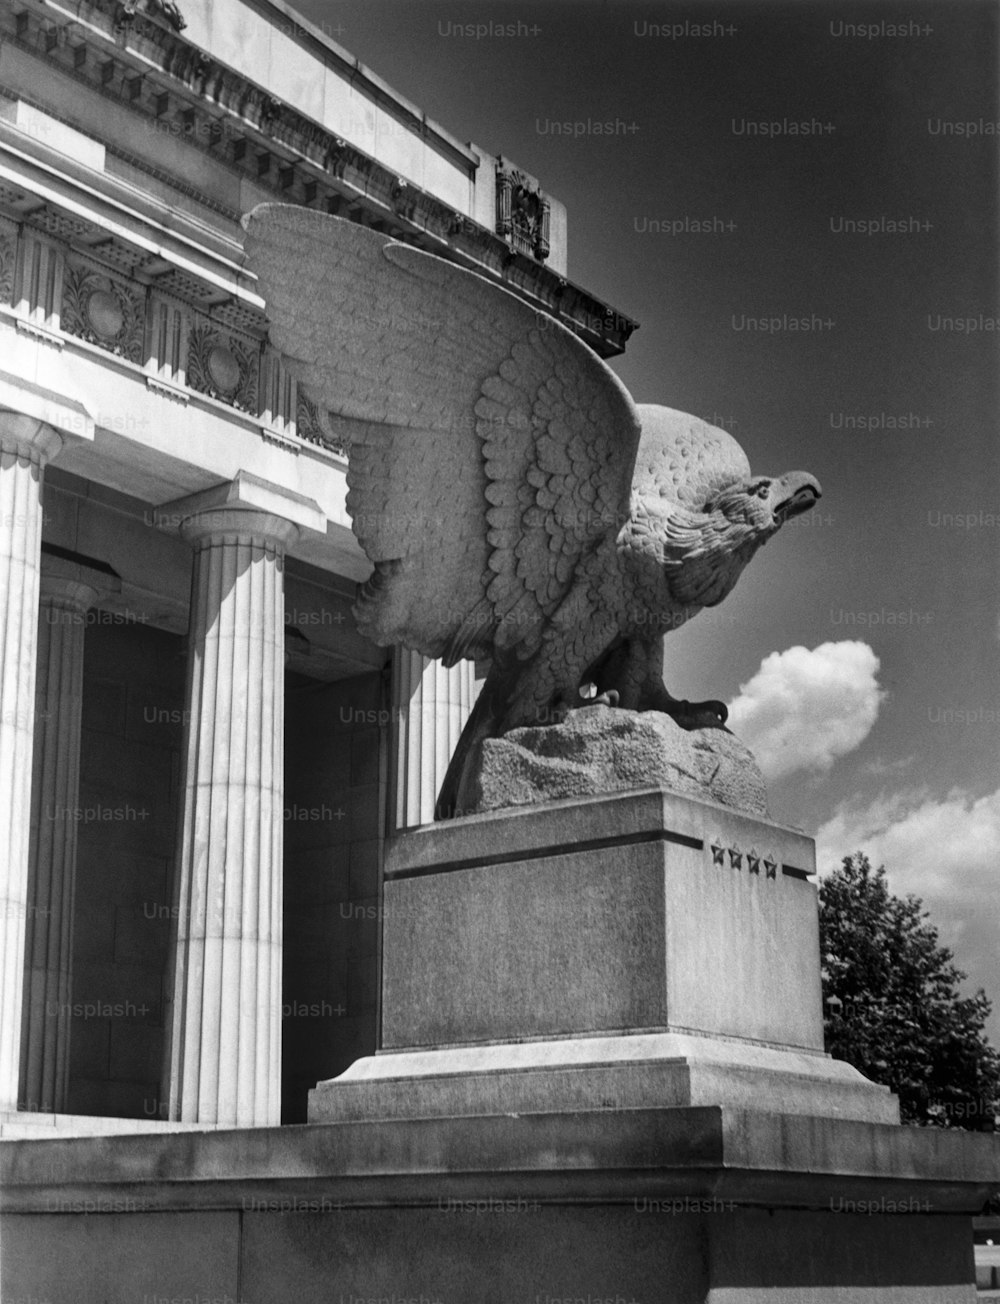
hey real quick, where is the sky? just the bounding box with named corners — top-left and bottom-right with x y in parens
top-left (290, 0), bottom-right (999, 1037)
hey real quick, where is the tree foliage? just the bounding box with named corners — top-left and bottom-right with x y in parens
top-left (819, 852), bottom-right (1000, 1128)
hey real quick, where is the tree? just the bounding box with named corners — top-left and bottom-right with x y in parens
top-left (818, 852), bottom-right (1000, 1129)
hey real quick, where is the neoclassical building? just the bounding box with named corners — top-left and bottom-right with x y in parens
top-left (0, 0), bottom-right (634, 1132)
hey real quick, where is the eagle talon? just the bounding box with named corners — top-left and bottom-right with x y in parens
top-left (584, 690), bottom-right (620, 709)
top-left (667, 698), bottom-right (729, 731)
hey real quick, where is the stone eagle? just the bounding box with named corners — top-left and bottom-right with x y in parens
top-left (243, 205), bottom-right (820, 816)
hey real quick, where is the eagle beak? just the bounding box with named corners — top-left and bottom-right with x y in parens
top-left (773, 471), bottom-right (821, 522)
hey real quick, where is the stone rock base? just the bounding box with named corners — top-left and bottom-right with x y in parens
top-left (471, 705), bottom-right (770, 818)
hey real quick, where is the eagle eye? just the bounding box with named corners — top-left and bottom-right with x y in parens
top-left (754, 481), bottom-right (770, 499)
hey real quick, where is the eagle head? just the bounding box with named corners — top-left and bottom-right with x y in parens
top-left (707, 471), bottom-right (822, 540)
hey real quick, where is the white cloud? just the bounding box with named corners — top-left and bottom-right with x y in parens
top-left (816, 787), bottom-right (1000, 1039)
top-left (816, 786), bottom-right (1000, 906)
top-left (727, 641), bottom-right (884, 781)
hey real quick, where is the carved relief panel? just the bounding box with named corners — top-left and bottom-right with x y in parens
top-left (496, 159), bottom-right (551, 262)
top-left (61, 255), bottom-right (146, 362)
top-left (186, 317), bottom-right (259, 414)
top-left (295, 391), bottom-right (345, 456)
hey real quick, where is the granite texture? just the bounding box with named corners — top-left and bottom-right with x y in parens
top-left (471, 704), bottom-right (770, 817)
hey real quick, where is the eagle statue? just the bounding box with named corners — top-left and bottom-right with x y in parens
top-left (243, 205), bottom-right (821, 817)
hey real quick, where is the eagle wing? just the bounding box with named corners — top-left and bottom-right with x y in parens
top-left (243, 205), bottom-right (642, 664)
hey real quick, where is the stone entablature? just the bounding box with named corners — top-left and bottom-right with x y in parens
top-left (0, 1), bottom-right (636, 356)
top-left (0, 194), bottom-right (346, 454)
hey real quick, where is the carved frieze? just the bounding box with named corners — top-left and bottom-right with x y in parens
top-left (391, 180), bottom-right (418, 224)
top-left (295, 392), bottom-right (345, 456)
top-left (187, 321), bottom-right (258, 414)
top-left (0, 221), bottom-right (17, 306)
top-left (61, 258), bottom-right (145, 362)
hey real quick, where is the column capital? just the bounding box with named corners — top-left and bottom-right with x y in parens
top-left (0, 412), bottom-right (64, 467)
top-left (179, 507), bottom-right (300, 552)
top-left (157, 470), bottom-right (325, 553)
top-left (0, 371), bottom-right (95, 459)
top-left (39, 551), bottom-right (122, 613)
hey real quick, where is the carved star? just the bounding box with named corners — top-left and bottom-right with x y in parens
top-left (728, 844), bottom-right (742, 870)
top-left (764, 853), bottom-right (778, 879)
top-left (746, 847), bottom-right (760, 874)
top-left (710, 837), bottom-right (726, 866)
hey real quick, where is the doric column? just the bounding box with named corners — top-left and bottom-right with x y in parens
top-left (19, 555), bottom-right (119, 1114)
top-left (390, 650), bottom-right (478, 829)
top-left (0, 415), bottom-right (64, 1112)
top-left (161, 474), bottom-right (323, 1127)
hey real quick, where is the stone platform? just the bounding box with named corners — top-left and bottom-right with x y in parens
top-left (311, 787), bottom-right (897, 1126)
top-left (4, 786), bottom-right (996, 1302)
top-left (1, 1107), bottom-right (995, 1303)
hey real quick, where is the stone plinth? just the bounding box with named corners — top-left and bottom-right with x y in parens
top-left (311, 787), bottom-right (897, 1125)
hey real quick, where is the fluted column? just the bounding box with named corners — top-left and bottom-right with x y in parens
top-left (19, 558), bottom-right (116, 1114)
top-left (0, 414), bottom-right (63, 1112)
top-left (163, 504), bottom-right (298, 1127)
top-left (391, 650), bottom-right (478, 829)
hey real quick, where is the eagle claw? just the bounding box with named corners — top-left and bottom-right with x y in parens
top-left (582, 690), bottom-right (620, 709)
top-left (667, 698), bottom-right (729, 731)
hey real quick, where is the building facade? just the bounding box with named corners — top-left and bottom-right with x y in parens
top-left (0, 0), bottom-right (634, 1133)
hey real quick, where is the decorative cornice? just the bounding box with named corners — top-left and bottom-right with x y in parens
top-left (114, 0), bottom-right (187, 33)
top-left (3, 0), bottom-right (637, 357)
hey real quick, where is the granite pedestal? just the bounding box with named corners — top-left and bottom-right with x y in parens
top-left (311, 788), bottom-right (898, 1125)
